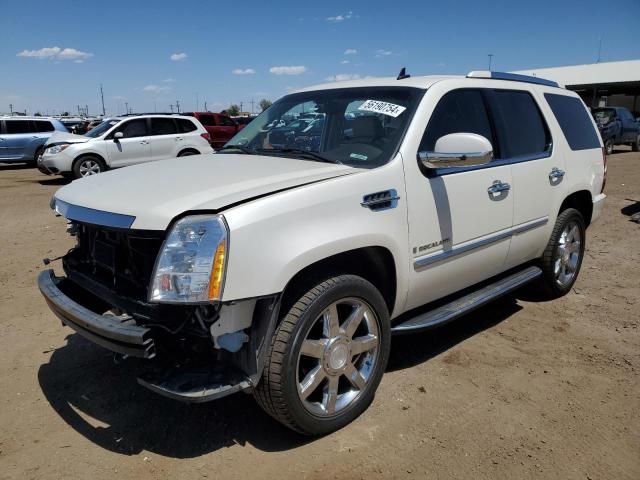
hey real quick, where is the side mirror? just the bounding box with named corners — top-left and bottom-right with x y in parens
top-left (419, 133), bottom-right (493, 169)
top-left (113, 131), bottom-right (124, 142)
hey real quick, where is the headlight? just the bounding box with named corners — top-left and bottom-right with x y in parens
top-left (149, 215), bottom-right (229, 303)
top-left (46, 144), bottom-right (71, 155)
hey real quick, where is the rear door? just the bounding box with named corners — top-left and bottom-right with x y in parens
top-left (215, 115), bottom-right (238, 146)
top-left (196, 114), bottom-right (217, 146)
top-left (488, 88), bottom-right (562, 269)
top-left (105, 118), bottom-right (151, 167)
top-left (1, 120), bottom-right (35, 160)
top-left (619, 109), bottom-right (638, 142)
top-left (149, 117), bottom-right (180, 162)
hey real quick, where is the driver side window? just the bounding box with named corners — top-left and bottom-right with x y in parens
top-left (116, 119), bottom-right (148, 138)
top-left (420, 89), bottom-right (494, 152)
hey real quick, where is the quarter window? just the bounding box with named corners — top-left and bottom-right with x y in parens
top-left (34, 121), bottom-right (54, 132)
top-left (217, 115), bottom-right (235, 127)
top-left (198, 114), bottom-right (215, 126)
top-left (544, 94), bottom-right (600, 151)
top-left (492, 90), bottom-right (551, 158)
top-left (176, 118), bottom-right (198, 133)
top-left (420, 90), bottom-right (494, 152)
top-left (151, 118), bottom-right (177, 135)
top-left (5, 120), bottom-right (33, 134)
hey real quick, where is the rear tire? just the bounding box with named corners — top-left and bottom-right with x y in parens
top-left (254, 275), bottom-right (391, 435)
top-left (30, 146), bottom-right (44, 167)
top-left (72, 156), bottom-right (106, 179)
top-left (538, 208), bottom-right (586, 299)
top-left (632, 134), bottom-right (640, 152)
top-left (604, 139), bottom-right (613, 155)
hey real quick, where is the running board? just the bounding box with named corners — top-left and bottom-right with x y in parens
top-left (391, 266), bottom-right (542, 334)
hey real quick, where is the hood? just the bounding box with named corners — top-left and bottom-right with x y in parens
top-left (54, 153), bottom-right (356, 230)
top-left (45, 131), bottom-right (92, 146)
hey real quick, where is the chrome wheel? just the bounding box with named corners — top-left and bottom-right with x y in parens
top-left (78, 159), bottom-right (101, 176)
top-left (296, 298), bottom-right (380, 417)
top-left (554, 220), bottom-right (581, 287)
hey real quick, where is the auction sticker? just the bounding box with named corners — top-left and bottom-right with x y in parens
top-left (358, 100), bottom-right (406, 117)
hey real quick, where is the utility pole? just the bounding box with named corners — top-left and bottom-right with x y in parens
top-left (125, 102), bottom-right (129, 115)
top-left (9, 103), bottom-right (13, 114)
top-left (100, 84), bottom-right (106, 116)
top-left (596, 37), bottom-right (602, 63)
top-left (488, 53), bottom-right (494, 71)
top-left (239, 101), bottom-right (244, 113)
top-left (250, 99), bottom-right (255, 114)
top-left (170, 104), bottom-right (174, 113)
top-left (85, 105), bottom-right (88, 116)
top-left (204, 101), bottom-right (208, 111)
top-left (176, 100), bottom-right (180, 113)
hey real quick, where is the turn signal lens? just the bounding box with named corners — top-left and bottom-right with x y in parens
top-left (208, 242), bottom-right (226, 300)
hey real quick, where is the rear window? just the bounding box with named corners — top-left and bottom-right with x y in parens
top-left (5, 120), bottom-right (33, 134)
top-left (33, 120), bottom-right (54, 132)
top-left (176, 118), bottom-right (198, 133)
top-left (544, 94), bottom-right (601, 151)
top-left (493, 90), bottom-right (551, 158)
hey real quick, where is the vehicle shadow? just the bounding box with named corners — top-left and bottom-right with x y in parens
top-left (621, 199), bottom-right (640, 217)
top-left (38, 295), bottom-right (523, 458)
top-left (38, 177), bottom-right (71, 186)
top-left (0, 163), bottom-right (33, 171)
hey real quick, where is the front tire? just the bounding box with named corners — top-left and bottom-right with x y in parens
top-left (604, 139), bottom-right (614, 155)
top-left (538, 208), bottom-right (586, 298)
top-left (73, 156), bottom-right (106, 179)
top-left (254, 275), bottom-right (391, 435)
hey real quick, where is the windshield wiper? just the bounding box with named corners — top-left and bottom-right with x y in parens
top-left (256, 148), bottom-right (342, 165)
top-left (217, 145), bottom-right (256, 155)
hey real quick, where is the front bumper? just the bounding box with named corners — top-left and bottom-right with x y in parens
top-left (38, 269), bottom-right (156, 358)
top-left (39, 151), bottom-right (73, 175)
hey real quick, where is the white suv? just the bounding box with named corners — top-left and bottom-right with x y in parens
top-left (39, 71), bottom-right (606, 435)
top-left (39, 114), bottom-right (213, 178)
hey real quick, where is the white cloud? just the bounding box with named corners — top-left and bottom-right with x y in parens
top-left (16, 46), bottom-right (93, 62)
top-left (325, 74), bottom-right (361, 82)
top-left (143, 84), bottom-right (171, 94)
top-left (344, 48), bottom-right (358, 55)
top-left (162, 78), bottom-right (176, 83)
top-left (340, 60), bottom-right (350, 64)
top-left (270, 65), bottom-right (306, 75)
top-left (232, 68), bottom-right (256, 75)
top-left (327, 11), bottom-right (354, 22)
top-left (375, 49), bottom-right (392, 57)
top-left (170, 52), bottom-right (187, 61)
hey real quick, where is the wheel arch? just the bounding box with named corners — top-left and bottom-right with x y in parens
top-left (177, 147), bottom-right (200, 156)
top-left (73, 152), bottom-right (107, 168)
top-left (559, 190), bottom-right (593, 227)
top-left (279, 246), bottom-right (398, 320)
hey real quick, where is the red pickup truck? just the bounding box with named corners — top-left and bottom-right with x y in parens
top-left (183, 112), bottom-right (246, 149)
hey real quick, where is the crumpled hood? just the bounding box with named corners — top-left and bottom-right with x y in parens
top-left (54, 153), bottom-right (355, 230)
top-left (46, 131), bottom-right (92, 146)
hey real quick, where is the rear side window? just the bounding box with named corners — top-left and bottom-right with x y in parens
top-left (420, 89), bottom-right (493, 151)
top-left (492, 90), bottom-right (551, 158)
top-left (198, 114), bottom-right (215, 126)
top-left (217, 115), bottom-right (235, 127)
top-left (33, 121), bottom-right (54, 132)
top-left (151, 118), bottom-right (177, 135)
top-left (176, 118), bottom-right (198, 133)
top-left (5, 120), bottom-right (33, 134)
top-left (544, 94), bottom-right (600, 150)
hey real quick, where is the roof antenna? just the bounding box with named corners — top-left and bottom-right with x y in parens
top-left (397, 67), bottom-right (410, 80)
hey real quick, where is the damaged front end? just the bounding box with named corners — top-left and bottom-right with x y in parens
top-left (38, 215), bottom-right (280, 403)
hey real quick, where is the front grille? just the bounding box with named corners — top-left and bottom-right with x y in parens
top-left (64, 222), bottom-right (165, 303)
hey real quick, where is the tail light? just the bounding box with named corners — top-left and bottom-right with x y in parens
top-left (601, 146), bottom-right (607, 193)
top-left (201, 132), bottom-right (211, 142)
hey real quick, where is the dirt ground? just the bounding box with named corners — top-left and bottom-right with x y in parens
top-left (0, 151), bottom-right (638, 480)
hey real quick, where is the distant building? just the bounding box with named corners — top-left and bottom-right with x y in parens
top-left (512, 59), bottom-right (640, 113)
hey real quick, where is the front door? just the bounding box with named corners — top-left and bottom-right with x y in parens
top-left (149, 117), bottom-right (180, 162)
top-left (1, 120), bottom-right (34, 160)
top-left (404, 88), bottom-right (514, 310)
top-left (105, 118), bottom-right (151, 167)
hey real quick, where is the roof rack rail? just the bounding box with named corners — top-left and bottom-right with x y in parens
top-left (466, 71), bottom-right (559, 88)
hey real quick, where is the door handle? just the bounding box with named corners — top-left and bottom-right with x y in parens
top-left (139, 140), bottom-right (149, 145)
top-left (175, 137), bottom-right (183, 141)
top-left (549, 167), bottom-right (565, 180)
top-left (487, 180), bottom-right (511, 195)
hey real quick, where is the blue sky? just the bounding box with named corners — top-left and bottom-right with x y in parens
top-left (1, 0), bottom-right (638, 115)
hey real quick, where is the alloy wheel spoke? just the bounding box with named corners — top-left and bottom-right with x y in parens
top-left (300, 339), bottom-right (327, 359)
top-left (323, 304), bottom-right (340, 338)
top-left (350, 334), bottom-right (378, 356)
top-left (567, 225), bottom-right (579, 242)
top-left (342, 305), bottom-right (365, 338)
top-left (299, 365), bottom-right (326, 399)
top-left (568, 241), bottom-right (581, 254)
top-left (344, 362), bottom-right (366, 390)
top-left (323, 376), bottom-right (339, 414)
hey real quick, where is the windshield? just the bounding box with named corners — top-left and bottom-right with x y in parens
top-left (85, 119), bottom-right (120, 138)
top-left (592, 108), bottom-right (616, 125)
top-left (224, 87), bottom-right (423, 168)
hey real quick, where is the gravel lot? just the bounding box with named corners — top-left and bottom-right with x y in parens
top-left (0, 152), bottom-right (638, 479)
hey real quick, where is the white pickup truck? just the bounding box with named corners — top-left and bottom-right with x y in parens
top-left (39, 71), bottom-right (606, 435)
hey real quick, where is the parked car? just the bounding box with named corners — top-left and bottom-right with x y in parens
top-left (592, 106), bottom-right (640, 154)
top-left (39, 71), bottom-right (606, 435)
top-left (182, 112), bottom-right (245, 149)
top-left (0, 117), bottom-right (68, 165)
top-left (268, 118), bottom-right (315, 147)
top-left (38, 114), bottom-right (213, 178)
